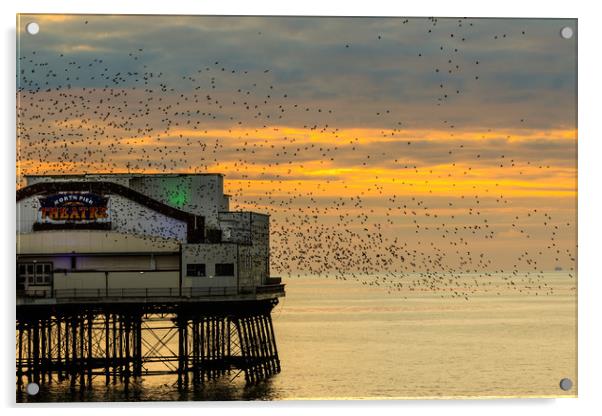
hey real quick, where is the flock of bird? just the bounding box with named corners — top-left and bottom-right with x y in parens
top-left (17, 17), bottom-right (576, 300)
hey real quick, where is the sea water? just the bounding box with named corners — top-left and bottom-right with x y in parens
top-left (17, 273), bottom-right (576, 402)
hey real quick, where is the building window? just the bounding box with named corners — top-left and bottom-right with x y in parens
top-left (215, 263), bottom-right (234, 276)
top-left (186, 263), bottom-right (206, 277)
top-left (17, 262), bottom-right (52, 286)
top-left (17, 264), bottom-right (27, 289)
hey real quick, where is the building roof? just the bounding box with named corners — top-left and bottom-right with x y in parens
top-left (24, 172), bottom-right (224, 178)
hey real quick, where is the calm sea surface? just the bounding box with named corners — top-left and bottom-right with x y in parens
top-left (17, 273), bottom-right (577, 402)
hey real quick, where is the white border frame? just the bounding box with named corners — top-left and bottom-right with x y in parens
top-left (2, 1), bottom-right (601, 415)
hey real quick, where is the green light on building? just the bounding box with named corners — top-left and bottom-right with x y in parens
top-left (166, 185), bottom-right (189, 208)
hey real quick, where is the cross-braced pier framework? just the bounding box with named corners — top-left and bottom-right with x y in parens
top-left (16, 300), bottom-right (281, 391)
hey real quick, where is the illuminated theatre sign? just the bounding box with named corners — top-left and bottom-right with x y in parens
top-left (34, 192), bottom-right (111, 230)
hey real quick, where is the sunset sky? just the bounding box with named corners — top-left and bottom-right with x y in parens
top-left (16, 15), bottom-right (577, 283)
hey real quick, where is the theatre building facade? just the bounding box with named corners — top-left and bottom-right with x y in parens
top-left (16, 173), bottom-right (284, 302)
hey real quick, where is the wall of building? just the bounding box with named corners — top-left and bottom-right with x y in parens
top-left (248, 213), bottom-right (270, 286)
top-left (16, 197), bottom-right (39, 233)
top-left (219, 211), bottom-right (252, 244)
top-left (111, 193), bottom-right (188, 240)
top-left (17, 254), bottom-right (178, 271)
top-left (17, 231), bottom-right (180, 255)
top-left (181, 243), bottom-right (237, 288)
top-left (75, 254), bottom-right (179, 271)
top-left (23, 173), bottom-right (230, 229)
top-left (17, 193), bottom-right (188, 242)
top-left (219, 212), bottom-right (270, 288)
top-left (129, 174), bottom-right (228, 228)
top-left (19, 251), bottom-right (179, 293)
top-left (53, 270), bottom-right (179, 290)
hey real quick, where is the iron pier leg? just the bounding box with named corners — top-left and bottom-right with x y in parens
top-left (135, 316), bottom-right (142, 377)
top-left (26, 323), bottom-right (32, 385)
top-left (177, 316), bottom-right (184, 389)
top-left (57, 316), bottom-right (63, 381)
top-left (112, 314), bottom-right (117, 384)
top-left (124, 317), bottom-right (131, 393)
top-left (87, 313), bottom-right (93, 387)
top-left (105, 313), bottom-right (110, 385)
top-left (17, 322), bottom-right (23, 386)
top-left (70, 317), bottom-right (77, 389)
top-left (32, 319), bottom-right (40, 385)
top-left (200, 317), bottom-right (206, 382)
top-left (79, 316), bottom-right (85, 390)
top-left (64, 316), bottom-right (70, 384)
top-left (267, 314), bottom-right (281, 373)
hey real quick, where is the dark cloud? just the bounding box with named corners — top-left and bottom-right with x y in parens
top-left (19, 15), bottom-right (576, 130)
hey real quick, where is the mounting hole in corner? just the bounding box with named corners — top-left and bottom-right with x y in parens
top-left (26, 22), bottom-right (40, 35)
top-left (560, 26), bottom-right (574, 40)
top-left (26, 382), bottom-right (39, 396)
top-left (559, 378), bottom-right (573, 391)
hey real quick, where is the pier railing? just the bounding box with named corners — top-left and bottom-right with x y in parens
top-left (17, 284), bottom-right (285, 301)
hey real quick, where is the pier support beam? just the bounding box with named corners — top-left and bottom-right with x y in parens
top-left (17, 300), bottom-right (282, 392)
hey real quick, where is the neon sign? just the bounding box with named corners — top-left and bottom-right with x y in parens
top-left (38, 193), bottom-right (109, 223)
